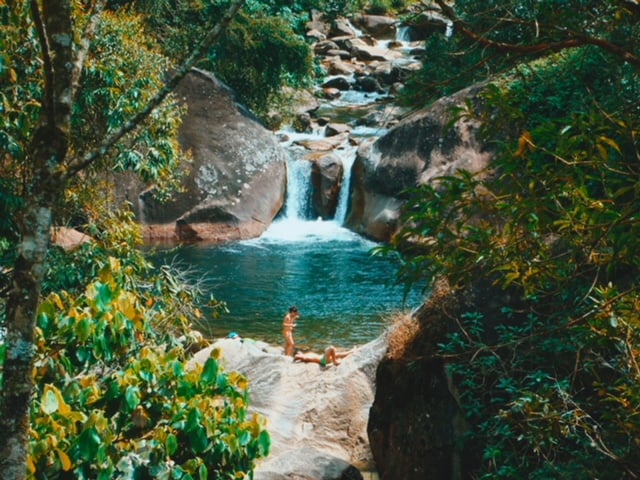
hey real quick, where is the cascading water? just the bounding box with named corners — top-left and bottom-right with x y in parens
top-left (259, 134), bottom-right (360, 243)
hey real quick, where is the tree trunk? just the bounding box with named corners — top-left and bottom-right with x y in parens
top-left (0, 1), bottom-right (71, 478)
top-left (0, 0), bottom-right (245, 476)
top-left (0, 201), bottom-right (54, 480)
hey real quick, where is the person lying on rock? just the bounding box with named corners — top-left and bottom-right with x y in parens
top-left (294, 346), bottom-right (353, 367)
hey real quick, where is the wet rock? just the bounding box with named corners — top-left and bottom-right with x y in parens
top-left (330, 17), bottom-right (359, 38)
top-left (322, 76), bottom-right (352, 91)
top-left (325, 123), bottom-right (351, 137)
top-left (351, 14), bottom-right (397, 38)
top-left (294, 133), bottom-right (350, 152)
top-left (322, 87), bottom-right (342, 100)
top-left (294, 112), bottom-right (313, 133)
top-left (315, 40), bottom-right (341, 55)
top-left (355, 75), bottom-right (383, 93)
top-left (345, 83), bottom-right (494, 242)
top-left (310, 153), bottom-right (344, 219)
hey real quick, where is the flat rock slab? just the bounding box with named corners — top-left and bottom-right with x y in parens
top-left (189, 335), bottom-right (388, 479)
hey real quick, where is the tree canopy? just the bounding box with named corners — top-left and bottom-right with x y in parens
top-left (0, 0), bottom-right (285, 477)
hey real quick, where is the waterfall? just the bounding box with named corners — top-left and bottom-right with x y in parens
top-left (282, 155), bottom-right (313, 220)
top-left (396, 25), bottom-right (411, 43)
top-left (333, 146), bottom-right (357, 225)
top-left (258, 142), bottom-right (360, 242)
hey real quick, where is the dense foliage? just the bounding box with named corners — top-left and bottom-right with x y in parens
top-left (1, 1), bottom-right (271, 477)
top-left (29, 250), bottom-right (269, 479)
top-left (133, 0), bottom-right (314, 116)
top-left (383, 1), bottom-right (640, 477)
top-left (1, 206), bottom-right (270, 478)
top-left (0, 2), bottom-right (186, 254)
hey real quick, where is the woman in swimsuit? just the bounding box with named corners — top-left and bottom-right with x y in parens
top-left (282, 306), bottom-right (299, 356)
top-left (294, 346), bottom-right (353, 367)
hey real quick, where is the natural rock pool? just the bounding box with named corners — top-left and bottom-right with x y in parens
top-left (158, 218), bottom-right (421, 351)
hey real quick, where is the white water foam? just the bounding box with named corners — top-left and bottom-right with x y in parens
top-left (256, 132), bottom-right (369, 245)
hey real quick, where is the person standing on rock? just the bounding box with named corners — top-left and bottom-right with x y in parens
top-left (282, 306), bottom-right (299, 356)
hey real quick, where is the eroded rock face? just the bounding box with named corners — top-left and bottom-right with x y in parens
top-left (345, 83), bottom-right (493, 241)
top-left (311, 153), bottom-right (344, 219)
top-left (117, 69), bottom-right (287, 244)
top-left (367, 282), bottom-right (472, 480)
top-left (368, 278), bottom-right (523, 479)
top-left (189, 336), bottom-right (388, 479)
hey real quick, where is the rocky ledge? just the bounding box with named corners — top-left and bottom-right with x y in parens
top-left (189, 335), bottom-right (389, 480)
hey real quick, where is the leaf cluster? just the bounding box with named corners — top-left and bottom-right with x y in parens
top-left (21, 257), bottom-right (268, 479)
top-left (401, 0), bottom-right (640, 107)
top-left (133, 0), bottom-right (314, 116)
top-left (0, 3), bottom-right (188, 246)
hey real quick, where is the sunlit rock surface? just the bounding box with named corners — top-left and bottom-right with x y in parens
top-left (345, 82), bottom-right (493, 242)
top-left (116, 68), bottom-right (287, 244)
top-left (189, 335), bottom-right (388, 479)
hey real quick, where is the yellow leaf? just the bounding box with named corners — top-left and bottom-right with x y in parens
top-left (515, 131), bottom-right (533, 157)
top-left (56, 448), bottom-right (73, 471)
top-left (598, 135), bottom-right (621, 154)
top-left (9, 68), bottom-right (17, 83)
top-left (27, 456), bottom-right (36, 474)
top-left (117, 292), bottom-right (137, 320)
top-left (51, 292), bottom-right (64, 310)
top-left (109, 256), bottom-right (121, 273)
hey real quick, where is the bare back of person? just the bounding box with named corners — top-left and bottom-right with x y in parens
top-left (294, 346), bottom-right (353, 367)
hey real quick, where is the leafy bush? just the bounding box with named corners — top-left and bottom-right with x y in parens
top-left (27, 258), bottom-right (269, 479)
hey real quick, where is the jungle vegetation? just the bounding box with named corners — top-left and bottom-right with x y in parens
top-left (3, 0), bottom-right (639, 478)
top-left (384, 0), bottom-right (640, 477)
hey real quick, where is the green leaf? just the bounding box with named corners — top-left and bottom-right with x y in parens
top-left (75, 317), bottom-right (92, 342)
top-left (166, 433), bottom-right (178, 456)
top-left (258, 430), bottom-right (271, 456)
top-left (188, 425), bottom-right (209, 453)
top-left (125, 386), bottom-right (140, 411)
top-left (200, 358), bottom-right (218, 386)
top-left (37, 301), bottom-right (55, 330)
top-left (95, 283), bottom-right (113, 313)
top-left (238, 429), bottom-right (251, 446)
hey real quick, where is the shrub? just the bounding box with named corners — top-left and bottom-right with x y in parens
top-left (25, 258), bottom-right (269, 479)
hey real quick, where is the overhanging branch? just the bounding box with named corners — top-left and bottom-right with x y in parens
top-left (433, 0), bottom-right (640, 67)
top-left (61, 0), bottom-right (246, 181)
top-left (70, 0), bottom-right (105, 102)
top-left (30, 0), bottom-right (55, 126)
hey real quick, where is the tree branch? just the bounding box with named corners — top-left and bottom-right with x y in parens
top-left (29, 0), bottom-right (54, 126)
top-left (70, 0), bottom-right (105, 102)
top-left (433, 0), bottom-right (640, 67)
top-left (61, 0), bottom-right (246, 181)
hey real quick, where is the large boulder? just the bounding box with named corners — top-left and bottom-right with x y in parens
top-left (189, 336), bottom-right (388, 479)
top-left (344, 83), bottom-right (493, 241)
top-left (351, 14), bottom-right (397, 39)
top-left (117, 68), bottom-right (287, 244)
top-left (367, 282), bottom-right (472, 480)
